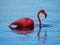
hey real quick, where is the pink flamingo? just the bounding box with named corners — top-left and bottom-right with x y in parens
top-left (9, 9), bottom-right (47, 29)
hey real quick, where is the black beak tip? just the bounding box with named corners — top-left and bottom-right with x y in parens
top-left (45, 14), bottom-right (47, 18)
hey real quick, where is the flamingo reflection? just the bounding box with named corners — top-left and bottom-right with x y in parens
top-left (37, 26), bottom-right (47, 42)
top-left (9, 26), bottom-right (34, 35)
top-left (9, 24), bottom-right (47, 42)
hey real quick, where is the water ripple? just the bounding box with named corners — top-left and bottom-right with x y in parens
top-left (42, 24), bottom-right (53, 28)
top-left (35, 24), bottom-right (53, 28)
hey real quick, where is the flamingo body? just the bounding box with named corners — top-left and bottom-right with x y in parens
top-left (9, 18), bottom-right (34, 28)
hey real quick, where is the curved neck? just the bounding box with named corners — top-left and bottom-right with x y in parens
top-left (37, 11), bottom-right (42, 27)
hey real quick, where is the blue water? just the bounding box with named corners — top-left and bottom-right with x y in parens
top-left (0, 0), bottom-right (60, 45)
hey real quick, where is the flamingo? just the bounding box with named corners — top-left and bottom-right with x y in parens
top-left (9, 9), bottom-right (47, 29)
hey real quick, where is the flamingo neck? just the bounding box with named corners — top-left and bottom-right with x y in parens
top-left (37, 12), bottom-right (42, 27)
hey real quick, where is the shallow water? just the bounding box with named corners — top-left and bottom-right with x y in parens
top-left (0, 0), bottom-right (60, 45)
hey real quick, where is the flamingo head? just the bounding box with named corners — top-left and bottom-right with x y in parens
top-left (40, 10), bottom-right (47, 18)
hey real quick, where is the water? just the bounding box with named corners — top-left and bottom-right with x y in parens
top-left (0, 0), bottom-right (60, 45)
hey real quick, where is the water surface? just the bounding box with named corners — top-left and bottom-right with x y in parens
top-left (0, 0), bottom-right (60, 45)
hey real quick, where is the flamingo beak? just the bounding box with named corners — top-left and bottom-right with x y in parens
top-left (45, 13), bottom-right (47, 18)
